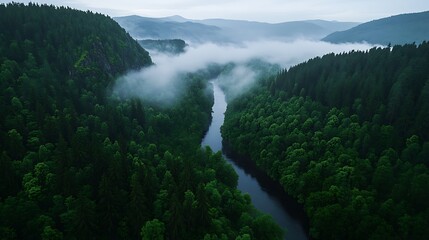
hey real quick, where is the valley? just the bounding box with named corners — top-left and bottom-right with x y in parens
top-left (1, 1), bottom-right (429, 240)
top-left (202, 82), bottom-right (308, 240)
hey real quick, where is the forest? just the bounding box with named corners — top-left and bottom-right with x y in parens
top-left (223, 42), bottom-right (429, 239)
top-left (0, 3), bottom-right (282, 240)
top-left (138, 39), bottom-right (188, 55)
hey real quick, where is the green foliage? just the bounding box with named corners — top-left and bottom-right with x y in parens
top-left (141, 219), bottom-right (165, 240)
top-left (223, 43), bottom-right (429, 239)
top-left (0, 3), bottom-right (281, 240)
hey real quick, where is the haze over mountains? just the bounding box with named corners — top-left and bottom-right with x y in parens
top-left (114, 15), bottom-right (359, 43)
top-left (323, 11), bottom-right (429, 45)
top-left (115, 11), bottom-right (429, 46)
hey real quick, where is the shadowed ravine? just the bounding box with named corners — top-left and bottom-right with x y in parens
top-left (201, 81), bottom-right (308, 240)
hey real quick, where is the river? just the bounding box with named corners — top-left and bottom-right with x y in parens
top-left (201, 81), bottom-right (308, 240)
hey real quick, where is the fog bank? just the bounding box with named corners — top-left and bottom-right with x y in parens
top-left (114, 40), bottom-right (376, 104)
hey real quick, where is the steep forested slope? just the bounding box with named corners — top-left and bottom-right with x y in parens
top-left (0, 3), bottom-right (282, 239)
top-left (223, 42), bottom-right (429, 239)
top-left (138, 39), bottom-right (187, 54)
top-left (323, 11), bottom-right (429, 45)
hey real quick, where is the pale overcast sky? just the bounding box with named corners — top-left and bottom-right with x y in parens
top-left (1, 0), bottom-right (429, 22)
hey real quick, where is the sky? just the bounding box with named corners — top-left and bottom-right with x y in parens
top-left (1, 0), bottom-right (429, 22)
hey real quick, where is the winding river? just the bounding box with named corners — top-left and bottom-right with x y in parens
top-left (201, 81), bottom-right (309, 240)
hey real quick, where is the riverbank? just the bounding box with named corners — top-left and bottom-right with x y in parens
top-left (222, 141), bottom-right (311, 239)
top-left (202, 81), bottom-right (309, 240)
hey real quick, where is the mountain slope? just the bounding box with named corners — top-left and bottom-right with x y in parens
top-left (114, 15), bottom-right (223, 43)
top-left (194, 19), bottom-right (329, 42)
top-left (323, 11), bottom-right (429, 45)
top-left (115, 15), bottom-right (359, 43)
top-left (0, 3), bottom-right (283, 240)
top-left (195, 18), bottom-right (360, 42)
top-left (223, 42), bottom-right (429, 239)
top-left (304, 20), bottom-right (359, 33)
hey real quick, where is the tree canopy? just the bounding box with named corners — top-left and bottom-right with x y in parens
top-left (223, 42), bottom-right (429, 239)
top-left (0, 3), bottom-right (282, 240)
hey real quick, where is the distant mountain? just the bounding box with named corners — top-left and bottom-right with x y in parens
top-left (192, 18), bottom-right (359, 42)
top-left (114, 15), bottom-right (223, 43)
top-left (303, 20), bottom-right (359, 33)
top-left (114, 15), bottom-right (359, 43)
top-left (323, 11), bottom-right (429, 45)
top-left (160, 15), bottom-right (189, 22)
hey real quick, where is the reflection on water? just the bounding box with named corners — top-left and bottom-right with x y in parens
top-left (202, 81), bottom-right (308, 240)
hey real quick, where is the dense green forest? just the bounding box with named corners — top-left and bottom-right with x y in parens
top-left (0, 3), bottom-right (282, 240)
top-left (223, 42), bottom-right (429, 239)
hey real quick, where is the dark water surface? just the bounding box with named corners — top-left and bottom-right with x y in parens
top-left (201, 82), bottom-right (308, 240)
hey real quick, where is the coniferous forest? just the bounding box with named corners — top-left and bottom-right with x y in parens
top-left (223, 42), bottom-right (429, 239)
top-left (2, 2), bottom-right (429, 240)
top-left (0, 3), bottom-right (282, 240)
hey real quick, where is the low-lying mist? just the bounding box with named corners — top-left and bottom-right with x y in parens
top-left (113, 40), bottom-right (376, 104)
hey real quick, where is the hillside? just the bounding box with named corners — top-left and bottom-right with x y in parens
top-left (114, 15), bottom-right (224, 43)
top-left (115, 15), bottom-right (359, 43)
top-left (223, 42), bottom-right (429, 239)
top-left (323, 11), bottom-right (429, 45)
top-left (138, 39), bottom-right (188, 54)
top-left (192, 18), bottom-right (358, 42)
top-left (0, 3), bottom-right (282, 239)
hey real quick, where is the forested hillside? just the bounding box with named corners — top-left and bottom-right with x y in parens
top-left (138, 39), bottom-right (187, 54)
top-left (323, 11), bottom-right (429, 45)
top-left (0, 3), bottom-right (282, 239)
top-left (223, 42), bottom-right (429, 239)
